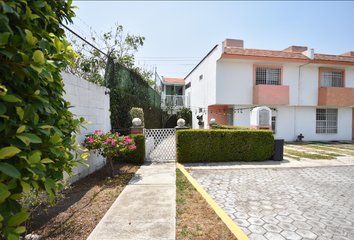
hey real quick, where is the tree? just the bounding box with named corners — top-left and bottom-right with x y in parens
top-left (66, 22), bottom-right (155, 86)
top-left (0, 1), bottom-right (89, 239)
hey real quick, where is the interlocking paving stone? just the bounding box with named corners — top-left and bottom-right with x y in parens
top-left (188, 166), bottom-right (354, 240)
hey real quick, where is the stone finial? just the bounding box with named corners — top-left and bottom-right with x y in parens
top-left (132, 118), bottom-right (142, 127)
top-left (210, 118), bottom-right (216, 124)
top-left (177, 118), bottom-right (186, 127)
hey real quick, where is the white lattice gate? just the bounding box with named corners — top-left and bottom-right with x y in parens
top-left (144, 128), bottom-right (176, 161)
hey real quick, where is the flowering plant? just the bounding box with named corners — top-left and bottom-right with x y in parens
top-left (83, 130), bottom-right (136, 176)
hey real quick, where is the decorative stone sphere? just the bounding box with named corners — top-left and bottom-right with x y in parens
top-left (210, 118), bottom-right (216, 124)
top-left (132, 118), bottom-right (142, 127)
top-left (177, 118), bottom-right (186, 127)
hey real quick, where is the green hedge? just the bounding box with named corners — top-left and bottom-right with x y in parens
top-left (177, 129), bottom-right (274, 163)
top-left (212, 124), bottom-right (250, 130)
top-left (126, 134), bottom-right (145, 164)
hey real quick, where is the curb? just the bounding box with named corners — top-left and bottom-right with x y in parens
top-left (177, 163), bottom-right (250, 240)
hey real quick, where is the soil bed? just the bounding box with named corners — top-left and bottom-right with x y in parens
top-left (26, 161), bottom-right (140, 240)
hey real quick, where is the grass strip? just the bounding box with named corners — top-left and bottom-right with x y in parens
top-left (283, 153), bottom-right (300, 160)
top-left (300, 144), bottom-right (353, 156)
top-left (284, 149), bottom-right (338, 160)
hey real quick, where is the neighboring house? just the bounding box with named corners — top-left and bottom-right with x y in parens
top-left (161, 77), bottom-right (188, 111)
top-left (183, 38), bottom-right (354, 141)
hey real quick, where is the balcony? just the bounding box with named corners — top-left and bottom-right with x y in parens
top-left (161, 94), bottom-right (187, 109)
top-left (318, 87), bottom-right (354, 106)
top-left (253, 85), bottom-right (289, 105)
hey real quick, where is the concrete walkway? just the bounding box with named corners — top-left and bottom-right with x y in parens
top-left (88, 159), bottom-right (176, 240)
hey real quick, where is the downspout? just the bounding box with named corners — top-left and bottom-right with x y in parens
top-left (295, 48), bottom-right (313, 140)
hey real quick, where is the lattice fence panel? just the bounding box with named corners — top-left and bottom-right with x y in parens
top-left (144, 128), bottom-right (176, 161)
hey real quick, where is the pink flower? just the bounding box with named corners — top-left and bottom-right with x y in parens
top-left (129, 145), bottom-right (137, 150)
top-left (118, 142), bottom-right (122, 145)
top-left (88, 137), bottom-right (93, 143)
top-left (112, 140), bottom-right (115, 146)
top-left (105, 142), bottom-right (108, 145)
top-left (95, 130), bottom-right (102, 133)
top-left (106, 139), bottom-right (111, 142)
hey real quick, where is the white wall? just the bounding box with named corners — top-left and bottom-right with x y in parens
top-left (62, 72), bottom-right (111, 183)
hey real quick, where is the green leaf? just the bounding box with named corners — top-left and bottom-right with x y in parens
top-left (20, 181), bottom-right (30, 194)
top-left (16, 125), bottom-right (26, 134)
top-left (0, 147), bottom-right (21, 160)
top-left (14, 226), bottom-right (26, 234)
top-left (50, 132), bottom-right (61, 144)
top-left (0, 32), bottom-right (10, 45)
top-left (54, 36), bottom-right (63, 53)
top-left (8, 232), bottom-right (20, 240)
top-left (50, 147), bottom-right (61, 156)
top-left (41, 158), bottom-right (54, 164)
top-left (10, 193), bottom-right (23, 200)
top-left (8, 178), bottom-right (17, 189)
top-left (2, 95), bottom-right (21, 103)
top-left (33, 112), bottom-right (39, 125)
top-left (28, 151), bottom-right (41, 164)
top-left (0, 102), bottom-right (6, 115)
top-left (18, 133), bottom-right (42, 144)
top-left (0, 163), bottom-right (21, 179)
top-left (33, 50), bottom-right (45, 64)
top-left (0, 49), bottom-right (13, 59)
top-left (20, 52), bottom-right (29, 63)
top-left (29, 63), bottom-right (43, 74)
top-left (0, 183), bottom-right (11, 203)
top-left (34, 1), bottom-right (45, 8)
top-left (16, 107), bottom-right (24, 121)
top-left (16, 135), bottom-right (30, 146)
top-left (7, 211), bottom-right (30, 227)
top-left (23, 104), bottom-right (34, 121)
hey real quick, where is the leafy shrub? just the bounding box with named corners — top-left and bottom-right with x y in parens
top-left (82, 130), bottom-right (136, 176)
top-left (126, 134), bottom-right (145, 164)
top-left (129, 107), bottom-right (144, 126)
top-left (176, 129), bottom-right (274, 163)
top-left (212, 124), bottom-right (250, 130)
top-left (0, 1), bottom-right (90, 239)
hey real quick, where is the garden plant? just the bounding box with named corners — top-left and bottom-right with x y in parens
top-left (83, 130), bottom-right (137, 177)
top-left (0, 0), bottom-right (92, 239)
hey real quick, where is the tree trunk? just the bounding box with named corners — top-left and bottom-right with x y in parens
top-left (108, 156), bottom-right (115, 177)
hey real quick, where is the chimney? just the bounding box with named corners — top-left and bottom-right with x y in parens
top-left (283, 46), bottom-right (308, 53)
top-left (340, 51), bottom-right (354, 57)
top-left (302, 48), bottom-right (314, 60)
top-left (224, 39), bottom-right (244, 48)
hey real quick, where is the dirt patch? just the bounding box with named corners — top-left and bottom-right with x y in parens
top-left (26, 162), bottom-right (140, 240)
top-left (176, 169), bottom-right (237, 240)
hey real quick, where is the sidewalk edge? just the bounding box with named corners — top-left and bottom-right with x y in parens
top-left (177, 163), bottom-right (250, 240)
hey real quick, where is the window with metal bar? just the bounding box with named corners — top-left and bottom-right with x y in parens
top-left (272, 116), bottom-right (276, 134)
top-left (259, 109), bottom-right (270, 125)
top-left (321, 70), bottom-right (343, 87)
top-left (316, 109), bottom-right (338, 134)
top-left (255, 67), bottom-right (281, 85)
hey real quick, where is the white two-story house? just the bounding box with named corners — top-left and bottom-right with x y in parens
top-left (184, 39), bottom-right (354, 141)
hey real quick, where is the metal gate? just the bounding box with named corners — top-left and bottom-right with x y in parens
top-left (144, 128), bottom-right (176, 161)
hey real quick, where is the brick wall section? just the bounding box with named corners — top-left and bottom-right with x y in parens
top-left (62, 72), bottom-right (111, 183)
top-left (130, 127), bottom-right (144, 134)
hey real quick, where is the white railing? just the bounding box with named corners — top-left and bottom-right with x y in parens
top-left (162, 94), bottom-right (186, 107)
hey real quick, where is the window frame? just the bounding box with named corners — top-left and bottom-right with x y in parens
top-left (271, 116), bottom-right (276, 134)
top-left (316, 108), bottom-right (338, 134)
top-left (253, 65), bottom-right (283, 86)
top-left (319, 68), bottom-right (345, 88)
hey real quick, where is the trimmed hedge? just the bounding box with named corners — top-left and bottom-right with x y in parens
top-left (126, 134), bottom-right (145, 164)
top-left (212, 124), bottom-right (250, 130)
top-left (177, 129), bottom-right (274, 163)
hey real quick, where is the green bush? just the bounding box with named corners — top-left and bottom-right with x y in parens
top-left (212, 124), bottom-right (250, 130)
top-left (127, 134), bottom-right (145, 164)
top-left (0, 1), bottom-right (89, 239)
top-left (129, 107), bottom-right (144, 126)
top-left (176, 129), bottom-right (274, 163)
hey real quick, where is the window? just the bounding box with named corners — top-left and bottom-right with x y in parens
top-left (272, 116), bottom-right (276, 134)
top-left (259, 109), bottom-right (270, 125)
top-left (199, 74), bottom-right (203, 80)
top-left (320, 69), bottom-right (344, 87)
top-left (255, 66), bottom-right (282, 85)
top-left (185, 82), bottom-right (191, 90)
top-left (316, 109), bottom-right (338, 134)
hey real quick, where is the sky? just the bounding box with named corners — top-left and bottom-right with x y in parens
top-left (70, 1), bottom-right (354, 79)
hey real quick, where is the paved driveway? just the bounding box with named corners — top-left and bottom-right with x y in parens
top-left (188, 166), bottom-right (354, 240)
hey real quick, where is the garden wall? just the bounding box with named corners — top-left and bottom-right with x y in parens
top-left (62, 72), bottom-right (111, 182)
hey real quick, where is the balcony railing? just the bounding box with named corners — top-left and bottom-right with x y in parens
top-left (161, 95), bottom-right (186, 108)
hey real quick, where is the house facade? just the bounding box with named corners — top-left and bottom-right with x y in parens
top-left (183, 39), bottom-right (354, 141)
top-left (161, 77), bottom-right (187, 111)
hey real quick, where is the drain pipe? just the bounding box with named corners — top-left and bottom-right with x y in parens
top-left (294, 54), bottom-right (314, 139)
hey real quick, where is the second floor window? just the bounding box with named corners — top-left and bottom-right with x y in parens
top-left (255, 66), bottom-right (281, 85)
top-left (321, 69), bottom-right (343, 87)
